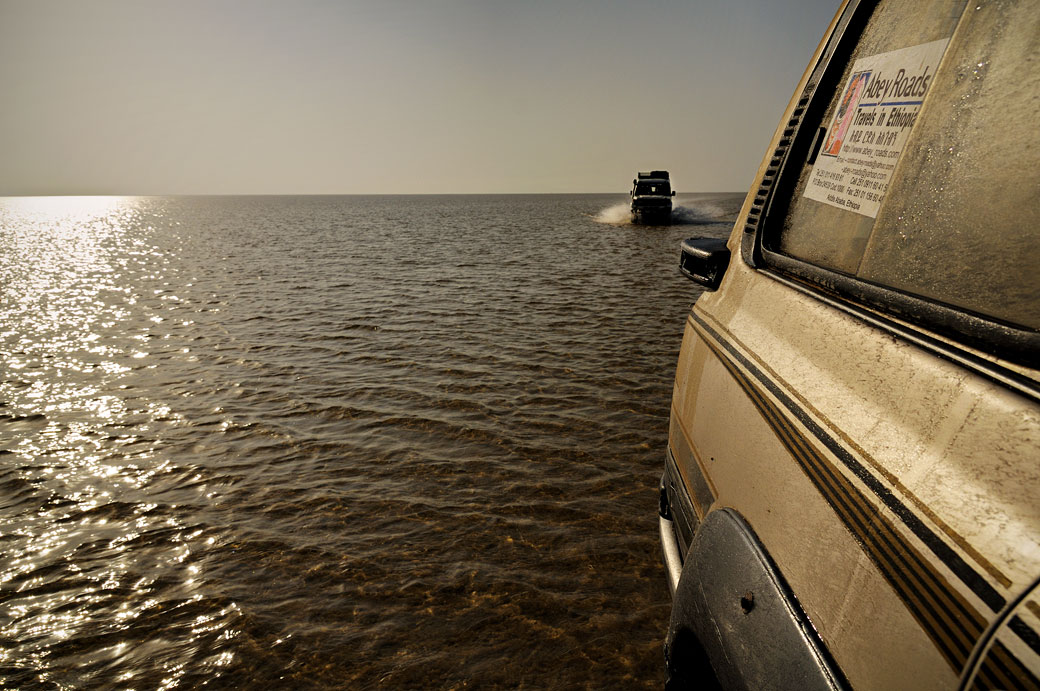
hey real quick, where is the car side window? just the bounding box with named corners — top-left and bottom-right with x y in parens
top-left (753, 0), bottom-right (1040, 354)
top-left (855, 4), bottom-right (1040, 331)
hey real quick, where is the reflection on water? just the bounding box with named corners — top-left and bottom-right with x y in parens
top-left (0, 193), bottom-right (742, 688)
top-left (1, 196), bottom-right (235, 689)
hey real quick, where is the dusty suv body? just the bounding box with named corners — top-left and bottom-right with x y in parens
top-left (660, 1), bottom-right (1039, 689)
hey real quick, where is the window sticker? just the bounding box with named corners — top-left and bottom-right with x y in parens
top-left (804, 39), bottom-right (950, 218)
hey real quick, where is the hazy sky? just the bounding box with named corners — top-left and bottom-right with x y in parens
top-left (0, 0), bottom-right (840, 195)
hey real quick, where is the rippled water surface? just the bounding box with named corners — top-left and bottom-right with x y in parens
top-left (0, 194), bottom-right (742, 689)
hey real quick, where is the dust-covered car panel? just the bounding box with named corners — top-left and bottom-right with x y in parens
top-left (661, 0), bottom-right (1040, 688)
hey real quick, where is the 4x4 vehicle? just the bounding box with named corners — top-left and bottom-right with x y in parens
top-left (630, 171), bottom-right (675, 223)
top-left (660, 0), bottom-right (1039, 689)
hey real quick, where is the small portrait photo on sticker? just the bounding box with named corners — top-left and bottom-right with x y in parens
top-left (823, 70), bottom-right (870, 156)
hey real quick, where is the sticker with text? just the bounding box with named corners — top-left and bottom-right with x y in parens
top-left (804, 38), bottom-right (949, 218)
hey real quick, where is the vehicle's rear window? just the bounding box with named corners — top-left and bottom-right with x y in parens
top-left (767, 0), bottom-right (1039, 331)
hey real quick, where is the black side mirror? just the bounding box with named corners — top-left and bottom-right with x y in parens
top-left (671, 190), bottom-right (676, 197)
top-left (679, 237), bottom-right (730, 291)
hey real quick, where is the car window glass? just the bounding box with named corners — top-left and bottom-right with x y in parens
top-left (767, 0), bottom-right (1039, 332)
top-left (858, 3), bottom-right (1040, 330)
top-left (772, 0), bottom-right (963, 273)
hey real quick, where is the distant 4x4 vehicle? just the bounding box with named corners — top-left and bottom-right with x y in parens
top-left (660, 0), bottom-right (1039, 689)
top-left (630, 171), bottom-right (675, 223)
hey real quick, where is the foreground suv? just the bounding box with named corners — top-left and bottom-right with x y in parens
top-left (660, 0), bottom-right (1039, 688)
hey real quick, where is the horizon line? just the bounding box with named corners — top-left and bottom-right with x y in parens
top-left (1, 190), bottom-right (745, 198)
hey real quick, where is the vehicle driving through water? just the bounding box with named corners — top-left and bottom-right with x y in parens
top-left (659, 0), bottom-right (1040, 688)
top-left (630, 171), bottom-right (675, 224)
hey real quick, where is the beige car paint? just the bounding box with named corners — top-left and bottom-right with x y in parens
top-left (667, 0), bottom-right (1040, 687)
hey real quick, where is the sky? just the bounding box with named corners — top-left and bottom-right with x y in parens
top-left (0, 0), bottom-right (841, 195)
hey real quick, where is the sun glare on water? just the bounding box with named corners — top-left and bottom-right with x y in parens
top-left (4, 194), bottom-right (131, 219)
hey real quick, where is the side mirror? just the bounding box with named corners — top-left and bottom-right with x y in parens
top-left (671, 190), bottom-right (676, 197)
top-left (679, 237), bottom-right (730, 291)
